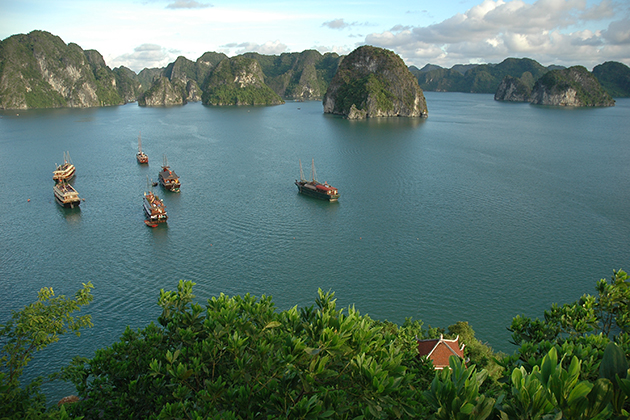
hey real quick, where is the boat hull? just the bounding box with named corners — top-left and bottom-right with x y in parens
top-left (136, 152), bottom-right (148, 164)
top-left (295, 181), bottom-right (339, 201)
top-left (54, 195), bottom-right (81, 208)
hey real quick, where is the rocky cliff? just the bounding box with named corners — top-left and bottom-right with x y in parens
top-left (323, 46), bottom-right (427, 119)
top-left (241, 50), bottom-right (341, 100)
top-left (138, 76), bottom-right (184, 106)
top-left (138, 53), bottom-right (227, 106)
top-left (201, 57), bottom-right (284, 106)
top-left (0, 30), bottom-right (124, 109)
top-left (495, 65), bottom-right (616, 106)
top-left (494, 75), bottom-right (532, 102)
top-left (530, 66), bottom-right (615, 106)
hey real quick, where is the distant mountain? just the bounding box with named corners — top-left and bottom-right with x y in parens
top-left (240, 50), bottom-right (341, 101)
top-left (1, 30), bottom-right (627, 110)
top-left (414, 58), bottom-right (550, 94)
top-left (323, 45), bottom-right (427, 119)
top-left (134, 50), bottom-right (339, 106)
top-left (496, 65), bottom-right (615, 106)
top-left (201, 56), bottom-right (284, 106)
top-left (592, 61), bottom-right (630, 97)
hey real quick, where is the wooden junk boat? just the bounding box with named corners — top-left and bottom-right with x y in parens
top-left (143, 183), bottom-right (168, 226)
top-left (136, 133), bottom-right (148, 164)
top-left (158, 155), bottom-right (180, 192)
top-left (53, 152), bottom-right (76, 182)
top-left (53, 181), bottom-right (82, 208)
top-left (295, 159), bottom-right (339, 201)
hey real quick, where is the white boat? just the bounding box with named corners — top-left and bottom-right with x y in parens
top-left (53, 181), bottom-right (81, 208)
top-left (53, 152), bottom-right (75, 182)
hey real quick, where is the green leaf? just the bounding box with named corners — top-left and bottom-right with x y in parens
top-left (600, 342), bottom-right (628, 381)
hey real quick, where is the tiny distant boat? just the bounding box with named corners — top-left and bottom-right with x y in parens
top-left (53, 152), bottom-right (75, 182)
top-left (143, 186), bottom-right (168, 224)
top-left (53, 181), bottom-right (82, 208)
top-left (295, 159), bottom-right (339, 201)
top-left (136, 132), bottom-right (148, 164)
top-left (158, 155), bottom-right (180, 192)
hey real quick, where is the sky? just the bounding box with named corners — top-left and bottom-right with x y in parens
top-left (1, 0), bottom-right (629, 73)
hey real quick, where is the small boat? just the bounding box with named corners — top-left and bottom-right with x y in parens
top-left (136, 132), bottom-right (148, 164)
top-left (143, 178), bottom-right (168, 224)
top-left (53, 181), bottom-right (82, 208)
top-left (295, 159), bottom-right (339, 201)
top-left (158, 155), bottom-right (180, 192)
top-left (53, 152), bottom-right (76, 182)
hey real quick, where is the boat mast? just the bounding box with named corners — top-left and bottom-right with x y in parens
top-left (138, 132), bottom-right (142, 153)
top-left (311, 159), bottom-right (317, 182)
top-left (299, 159), bottom-right (306, 182)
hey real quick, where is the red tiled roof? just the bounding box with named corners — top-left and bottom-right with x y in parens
top-left (417, 335), bottom-right (465, 369)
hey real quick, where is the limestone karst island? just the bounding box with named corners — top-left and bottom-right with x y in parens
top-left (1, 31), bottom-right (629, 114)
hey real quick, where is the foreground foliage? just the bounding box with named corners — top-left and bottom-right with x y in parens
top-left (0, 283), bottom-right (93, 419)
top-left (68, 282), bottom-right (435, 419)
top-left (3, 270), bottom-right (630, 419)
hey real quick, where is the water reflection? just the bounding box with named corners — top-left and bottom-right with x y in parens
top-left (57, 205), bottom-right (81, 224)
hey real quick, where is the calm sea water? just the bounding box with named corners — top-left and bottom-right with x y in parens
top-left (1, 93), bottom-right (629, 401)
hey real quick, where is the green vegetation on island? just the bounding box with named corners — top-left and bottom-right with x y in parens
top-left (201, 56), bottom-right (284, 106)
top-left (413, 57), bottom-right (630, 100)
top-left (0, 31), bottom-right (125, 109)
top-left (592, 62), bottom-right (630, 98)
top-left (528, 66), bottom-right (615, 106)
top-left (323, 46), bottom-right (427, 119)
top-left (2, 31), bottom-right (629, 110)
top-left (411, 58), bottom-right (548, 94)
top-left (2, 270), bottom-right (629, 419)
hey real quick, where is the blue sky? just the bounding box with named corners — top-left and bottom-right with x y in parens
top-left (1, 0), bottom-right (628, 72)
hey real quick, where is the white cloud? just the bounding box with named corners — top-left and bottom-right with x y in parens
top-left (322, 19), bottom-right (349, 30)
top-left (363, 0), bottom-right (630, 69)
top-left (109, 44), bottom-right (176, 71)
top-left (166, 1), bottom-right (212, 9)
top-left (322, 18), bottom-right (374, 30)
top-left (222, 40), bottom-right (289, 55)
top-left (602, 18), bottom-right (630, 45)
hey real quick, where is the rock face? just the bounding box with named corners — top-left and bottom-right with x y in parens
top-left (242, 50), bottom-right (341, 101)
top-left (201, 57), bottom-right (284, 106)
top-left (494, 75), bottom-right (532, 102)
top-left (113, 66), bottom-right (142, 103)
top-left (495, 66), bottom-right (616, 107)
top-left (530, 66), bottom-right (615, 106)
top-left (138, 76), bottom-right (184, 106)
top-left (0, 30), bottom-right (125, 109)
top-left (323, 46), bottom-right (427, 119)
top-left (139, 55), bottom-right (216, 106)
